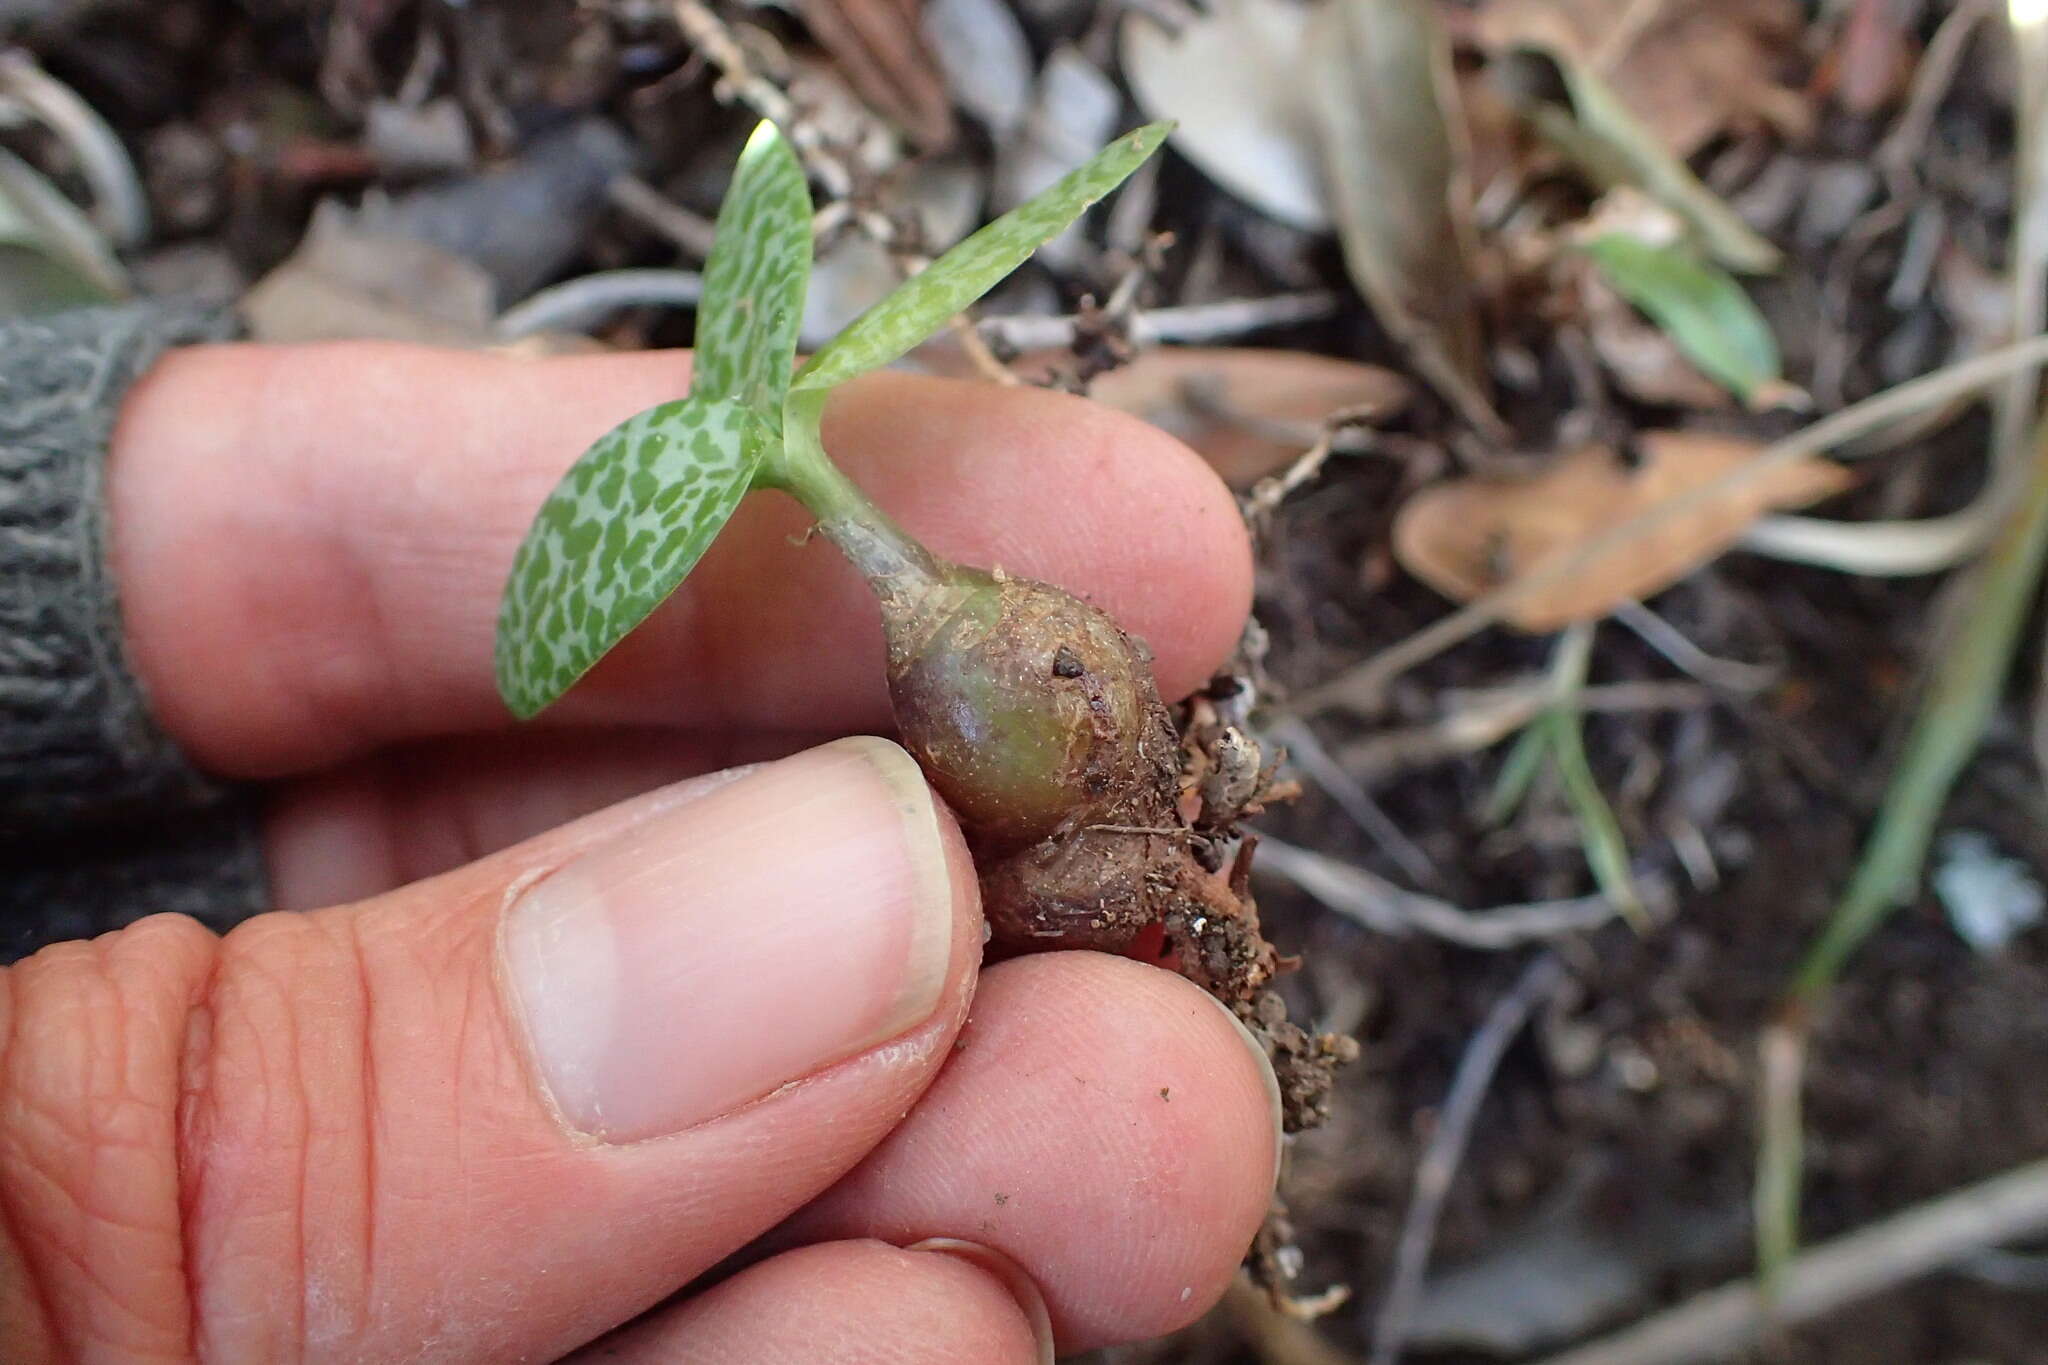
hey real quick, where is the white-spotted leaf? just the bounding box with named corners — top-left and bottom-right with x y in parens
top-left (690, 120), bottom-right (813, 418)
top-left (792, 121), bottom-right (1171, 393)
top-left (495, 397), bottom-right (768, 717)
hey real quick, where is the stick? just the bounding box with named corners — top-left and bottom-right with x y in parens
top-left (495, 269), bottom-right (704, 339)
top-left (975, 291), bottom-right (1341, 351)
top-left (670, 0), bottom-right (856, 196)
top-left (1265, 716), bottom-right (1441, 888)
top-left (1529, 1157), bottom-right (2048, 1365)
top-left (1256, 839), bottom-right (1641, 950)
top-left (1368, 955), bottom-right (1572, 1365)
top-left (607, 175), bottom-right (719, 258)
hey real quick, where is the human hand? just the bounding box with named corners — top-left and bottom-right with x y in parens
top-left (0, 343), bottom-right (1279, 1362)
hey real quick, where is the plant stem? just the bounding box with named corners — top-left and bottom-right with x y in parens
top-left (764, 391), bottom-right (956, 596)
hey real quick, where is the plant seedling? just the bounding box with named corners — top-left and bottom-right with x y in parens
top-left (496, 118), bottom-right (1168, 730)
top-left (496, 116), bottom-right (1352, 1127)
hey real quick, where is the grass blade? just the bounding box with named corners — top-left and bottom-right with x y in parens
top-left (1757, 421), bottom-right (2048, 1280)
top-left (1481, 721), bottom-right (1550, 827)
top-left (1543, 622), bottom-right (1647, 928)
top-left (792, 122), bottom-right (1170, 393)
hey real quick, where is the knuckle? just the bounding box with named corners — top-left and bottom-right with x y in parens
top-left (177, 908), bottom-right (374, 1361)
top-left (0, 914), bottom-right (218, 1362)
top-left (3, 889), bottom-right (513, 1362)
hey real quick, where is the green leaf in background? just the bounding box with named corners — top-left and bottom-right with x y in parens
top-left (1498, 46), bottom-right (1781, 275)
top-left (689, 120), bottom-right (813, 420)
top-left (495, 397), bottom-right (768, 717)
top-left (1583, 233), bottom-right (1782, 405)
top-left (0, 146), bottom-right (125, 317)
top-left (791, 121), bottom-right (1172, 394)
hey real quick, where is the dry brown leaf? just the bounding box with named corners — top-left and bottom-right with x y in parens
top-left (1393, 431), bottom-right (1853, 630)
top-left (1473, 0), bottom-right (1812, 158)
top-left (1120, 0), bottom-right (1329, 231)
top-left (1018, 346), bottom-right (1410, 488)
top-left (1312, 0), bottom-right (1506, 438)
top-left (240, 200), bottom-right (496, 345)
top-left (799, 0), bottom-right (956, 151)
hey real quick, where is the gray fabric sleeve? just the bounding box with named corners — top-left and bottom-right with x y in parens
top-left (0, 302), bottom-right (267, 960)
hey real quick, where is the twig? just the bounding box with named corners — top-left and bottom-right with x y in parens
top-left (1530, 1157), bottom-right (2048, 1365)
top-left (0, 50), bottom-right (149, 248)
top-left (1953, 1247), bottom-right (2048, 1288)
top-left (1990, 5), bottom-right (2048, 450)
top-left (1340, 681), bottom-right (1712, 778)
top-left (1256, 839), bottom-right (1642, 950)
top-left (669, 0), bottom-right (856, 196)
top-left (1265, 716), bottom-right (1441, 888)
top-left (607, 174), bottom-right (719, 258)
top-left (949, 313), bottom-right (1024, 385)
top-left (975, 291), bottom-right (1341, 351)
top-left (495, 269), bottom-right (704, 339)
top-left (1301, 334), bottom-right (2048, 714)
top-left (1367, 955), bottom-right (1573, 1365)
top-left (1244, 405), bottom-right (1384, 520)
top-left (1612, 602), bottom-right (1779, 694)
top-left (1876, 0), bottom-right (1995, 188)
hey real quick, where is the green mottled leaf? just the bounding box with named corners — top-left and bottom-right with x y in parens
top-left (690, 121), bottom-right (813, 418)
top-left (496, 397), bottom-right (767, 717)
top-left (792, 122), bottom-right (1171, 393)
top-left (1583, 233), bottom-right (1781, 403)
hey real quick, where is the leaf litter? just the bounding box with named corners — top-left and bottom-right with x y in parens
top-left (1393, 432), bottom-right (1854, 632)
top-left (18, 0), bottom-right (2048, 1357)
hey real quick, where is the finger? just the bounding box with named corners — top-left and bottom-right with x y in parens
top-left (264, 725), bottom-right (833, 909)
top-left (0, 740), bottom-right (980, 1363)
top-left (576, 1240), bottom-right (1052, 1364)
top-left (777, 952), bottom-right (1284, 1355)
top-left (111, 343), bottom-right (1253, 778)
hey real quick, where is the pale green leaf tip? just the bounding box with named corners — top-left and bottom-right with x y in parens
top-left (740, 117), bottom-right (794, 162)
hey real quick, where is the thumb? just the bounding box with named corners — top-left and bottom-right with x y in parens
top-left (0, 738), bottom-right (978, 1363)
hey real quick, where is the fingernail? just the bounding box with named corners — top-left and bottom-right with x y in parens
top-left (1205, 994), bottom-right (1286, 1187)
top-left (909, 1239), bottom-right (1055, 1365)
top-left (501, 737), bottom-right (957, 1143)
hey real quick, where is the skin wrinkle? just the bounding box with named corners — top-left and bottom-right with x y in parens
top-left (0, 970), bottom-right (60, 1356)
top-left (0, 930), bottom-right (209, 1361)
top-left (184, 918), bottom-right (318, 1360)
top-left (348, 914), bottom-right (381, 1354)
top-left (2, 881), bottom-right (1277, 1361)
top-left (173, 938), bottom-right (223, 1364)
